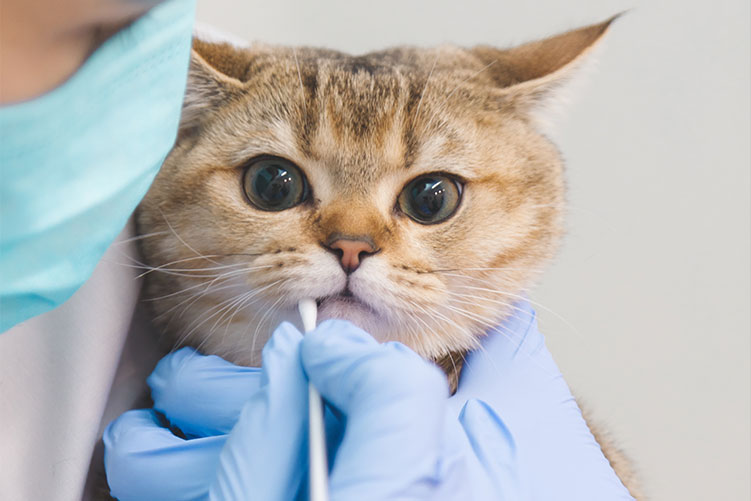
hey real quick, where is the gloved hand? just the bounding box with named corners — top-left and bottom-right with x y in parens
top-left (104, 302), bottom-right (634, 500)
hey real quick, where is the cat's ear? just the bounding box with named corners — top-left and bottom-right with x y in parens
top-left (472, 15), bottom-right (620, 122)
top-left (179, 40), bottom-right (248, 136)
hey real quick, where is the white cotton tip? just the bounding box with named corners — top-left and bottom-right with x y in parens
top-left (298, 298), bottom-right (318, 334)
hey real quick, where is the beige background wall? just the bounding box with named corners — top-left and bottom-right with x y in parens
top-left (195, 1), bottom-right (751, 499)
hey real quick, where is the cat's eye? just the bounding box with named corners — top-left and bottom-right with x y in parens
top-left (242, 156), bottom-right (309, 211)
top-left (398, 174), bottom-right (463, 224)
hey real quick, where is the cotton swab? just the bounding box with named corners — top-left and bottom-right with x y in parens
top-left (298, 298), bottom-right (329, 501)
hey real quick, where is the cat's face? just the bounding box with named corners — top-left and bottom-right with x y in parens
top-left (137, 19), bottom-right (612, 366)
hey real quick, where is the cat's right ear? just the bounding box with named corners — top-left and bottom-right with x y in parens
top-left (179, 43), bottom-right (245, 137)
top-left (471, 15), bottom-right (621, 125)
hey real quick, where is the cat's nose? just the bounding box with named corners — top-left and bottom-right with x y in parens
top-left (325, 237), bottom-right (376, 273)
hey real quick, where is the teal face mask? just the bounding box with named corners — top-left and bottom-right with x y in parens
top-left (0, 0), bottom-right (195, 332)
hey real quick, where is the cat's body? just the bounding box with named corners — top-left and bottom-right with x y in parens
top-left (133, 17), bottom-right (643, 498)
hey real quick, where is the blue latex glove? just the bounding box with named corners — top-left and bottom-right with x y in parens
top-left (104, 302), bottom-right (634, 500)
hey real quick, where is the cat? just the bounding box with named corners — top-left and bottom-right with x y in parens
top-left (134, 15), bottom-right (643, 498)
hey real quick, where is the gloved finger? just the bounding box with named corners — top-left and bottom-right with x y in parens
top-left (300, 320), bottom-right (449, 500)
top-left (148, 347), bottom-right (263, 437)
top-left (457, 399), bottom-right (519, 498)
top-left (451, 306), bottom-right (634, 499)
top-left (209, 322), bottom-right (309, 501)
top-left (398, 399), bottom-right (521, 501)
top-left (104, 409), bottom-right (227, 501)
top-left (449, 300), bottom-right (561, 412)
top-left (323, 403), bottom-right (346, 469)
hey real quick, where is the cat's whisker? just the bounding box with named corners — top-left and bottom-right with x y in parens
top-left (403, 299), bottom-right (441, 347)
top-left (101, 253), bottom-right (161, 273)
top-left (445, 299), bottom-right (531, 347)
top-left (438, 302), bottom-right (535, 349)
top-left (173, 270), bottom-right (281, 323)
top-left (141, 254), bottom-right (228, 268)
top-left (446, 292), bottom-right (513, 313)
top-left (426, 265), bottom-right (542, 274)
top-left (409, 301), bottom-right (489, 385)
top-left (415, 311), bottom-right (459, 372)
top-left (411, 280), bottom-right (536, 348)
top-left (175, 265), bottom-right (275, 298)
top-left (198, 294), bottom-right (250, 346)
top-left (404, 299), bottom-right (480, 371)
top-left (163, 280), bottom-right (242, 321)
top-left (122, 264), bottom-right (226, 279)
top-left (442, 302), bottom-right (509, 334)
top-left (439, 302), bottom-right (557, 377)
top-left (411, 299), bottom-right (501, 379)
top-left (416, 277), bottom-right (529, 322)
top-left (460, 285), bottom-right (582, 336)
top-left (440, 276), bottom-right (582, 339)
top-left (207, 288), bottom-right (260, 340)
top-left (149, 280), bottom-right (244, 311)
top-left (174, 279), bottom-right (282, 350)
top-left (158, 208), bottom-right (222, 265)
top-left (249, 292), bottom-right (288, 361)
top-left (154, 267), bottom-right (271, 323)
top-left (145, 255), bottom-right (254, 269)
top-left (220, 286), bottom-right (266, 341)
top-left (172, 278), bottom-right (247, 321)
top-left (112, 230), bottom-right (170, 246)
top-left (156, 284), bottom-right (241, 336)
top-left (224, 281), bottom-right (288, 338)
top-left (212, 290), bottom-right (281, 355)
top-left (112, 251), bottom-right (240, 278)
top-left (197, 280), bottom-right (280, 353)
top-left (134, 257), bottom-right (254, 278)
top-left (188, 280), bottom-right (285, 357)
top-left (443, 289), bottom-right (537, 322)
top-left (174, 290), bottom-right (253, 348)
top-left (144, 279), bottom-right (212, 302)
top-left (385, 298), bottom-right (417, 344)
top-left (136, 261), bottom-right (269, 279)
top-left (408, 298), bottom-right (472, 342)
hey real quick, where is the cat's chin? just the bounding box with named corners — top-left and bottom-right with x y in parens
top-left (316, 294), bottom-right (385, 339)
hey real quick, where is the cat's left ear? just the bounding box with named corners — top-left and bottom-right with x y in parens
top-left (472, 14), bottom-right (621, 121)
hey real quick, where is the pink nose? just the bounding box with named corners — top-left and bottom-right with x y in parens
top-left (328, 238), bottom-right (376, 273)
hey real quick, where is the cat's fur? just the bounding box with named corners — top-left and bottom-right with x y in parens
top-left (135, 16), bottom-right (643, 498)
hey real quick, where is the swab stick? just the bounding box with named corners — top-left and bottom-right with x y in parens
top-left (298, 298), bottom-right (329, 501)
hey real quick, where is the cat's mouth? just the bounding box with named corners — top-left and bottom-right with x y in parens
top-left (315, 286), bottom-right (376, 315)
top-left (316, 287), bottom-right (355, 306)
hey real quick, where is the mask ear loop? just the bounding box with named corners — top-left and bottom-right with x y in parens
top-left (298, 299), bottom-right (329, 501)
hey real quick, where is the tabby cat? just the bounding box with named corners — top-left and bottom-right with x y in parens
top-left (135, 16), bottom-right (642, 498)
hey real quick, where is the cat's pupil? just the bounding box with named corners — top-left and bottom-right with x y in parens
top-left (411, 178), bottom-right (447, 216)
top-left (243, 157), bottom-right (307, 211)
top-left (254, 165), bottom-right (293, 206)
top-left (399, 173), bottom-right (461, 224)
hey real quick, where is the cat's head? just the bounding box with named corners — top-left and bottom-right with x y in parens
top-left (137, 18), bottom-right (614, 366)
